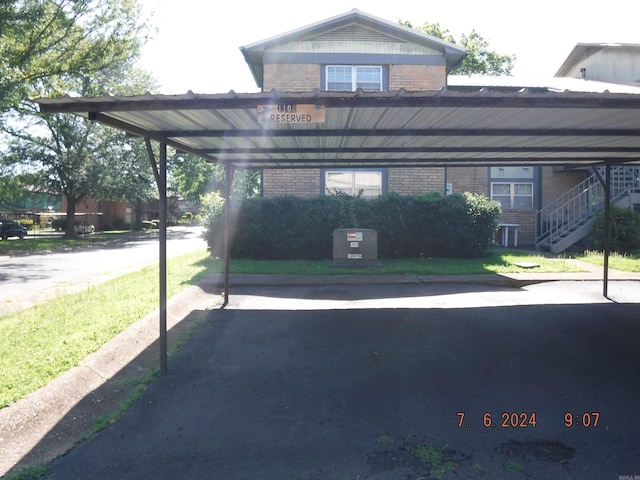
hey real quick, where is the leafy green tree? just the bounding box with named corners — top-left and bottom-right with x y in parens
top-left (588, 206), bottom-right (640, 254)
top-left (401, 20), bottom-right (515, 75)
top-left (95, 127), bottom-right (158, 230)
top-left (1, 0), bottom-right (155, 237)
top-left (3, 66), bottom-right (157, 236)
top-left (170, 153), bottom-right (262, 204)
top-left (0, 0), bottom-right (150, 112)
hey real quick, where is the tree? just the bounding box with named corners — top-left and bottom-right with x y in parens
top-left (3, 65), bottom-right (158, 236)
top-left (0, 0), bottom-right (150, 112)
top-left (170, 154), bottom-right (262, 203)
top-left (1, 0), bottom-right (155, 237)
top-left (401, 20), bottom-right (515, 75)
top-left (93, 126), bottom-right (157, 230)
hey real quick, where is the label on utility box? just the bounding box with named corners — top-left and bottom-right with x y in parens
top-left (348, 254), bottom-right (363, 259)
top-left (350, 242), bottom-right (359, 248)
top-left (347, 231), bottom-right (363, 242)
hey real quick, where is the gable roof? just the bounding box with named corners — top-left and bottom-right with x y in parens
top-left (240, 9), bottom-right (467, 89)
top-left (556, 43), bottom-right (640, 80)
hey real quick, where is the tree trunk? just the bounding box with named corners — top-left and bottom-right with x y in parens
top-left (133, 200), bottom-right (144, 230)
top-left (64, 195), bottom-right (77, 238)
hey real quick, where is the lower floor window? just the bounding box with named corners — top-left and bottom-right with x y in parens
top-left (324, 170), bottom-right (383, 197)
top-left (491, 182), bottom-right (533, 209)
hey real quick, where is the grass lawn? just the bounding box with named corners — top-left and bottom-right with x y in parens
top-left (575, 250), bottom-right (640, 272)
top-left (210, 250), bottom-right (588, 275)
top-left (0, 248), bottom-right (212, 408)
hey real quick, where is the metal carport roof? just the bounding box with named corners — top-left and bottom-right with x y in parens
top-left (35, 87), bottom-right (640, 372)
top-left (36, 88), bottom-right (640, 168)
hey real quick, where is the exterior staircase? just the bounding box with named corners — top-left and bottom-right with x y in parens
top-left (536, 166), bottom-right (640, 253)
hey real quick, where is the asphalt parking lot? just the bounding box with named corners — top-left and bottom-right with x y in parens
top-left (41, 281), bottom-right (640, 480)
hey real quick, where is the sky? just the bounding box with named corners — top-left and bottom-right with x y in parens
top-left (138, 0), bottom-right (640, 95)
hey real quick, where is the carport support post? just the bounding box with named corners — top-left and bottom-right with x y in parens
top-left (603, 163), bottom-right (611, 298)
top-left (145, 138), bottom-right (168, 374)
top-left (158, 143), bottom-right (168, 373)
top-left (223, 165), bottom-right (235, 306)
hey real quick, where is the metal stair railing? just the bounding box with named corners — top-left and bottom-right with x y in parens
top-left (536, 166), bottom-right (640, 249)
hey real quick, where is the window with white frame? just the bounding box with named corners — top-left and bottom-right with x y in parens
top-left (325, 170), bottom-right (383, 198)
top-left (326, 65), bottom-right (383, 92)
top-left (490, 166), bottom-right (535, 209)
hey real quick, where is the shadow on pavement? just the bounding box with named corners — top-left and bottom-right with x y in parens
top-left (37, 300), bottom-right (640, 480)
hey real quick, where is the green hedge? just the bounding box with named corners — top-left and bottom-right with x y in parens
top-left (203, 192), bottom-right (501, 259)
top-left (587, 206), bottom-right (640, 253)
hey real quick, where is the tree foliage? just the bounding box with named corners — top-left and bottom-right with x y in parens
top-left (588, 206), bottom-right (640, 254)
top-left (401, 20), bottom-right (515, 75)
top-left (170, 153), bottom-right (262, 203)
top-left (0, 0), bottom-right (151, 111)
top-left (0, 0), bottom-right (155, 237)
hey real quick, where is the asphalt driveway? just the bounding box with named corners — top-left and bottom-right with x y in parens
top-left (44, 281), bottom-right (640, 480)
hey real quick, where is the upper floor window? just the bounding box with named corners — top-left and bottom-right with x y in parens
top-left (326, 66), bottom-right (383, 92)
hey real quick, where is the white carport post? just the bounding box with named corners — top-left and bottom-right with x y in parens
top-left (145, 139), bottom-right (169, 374)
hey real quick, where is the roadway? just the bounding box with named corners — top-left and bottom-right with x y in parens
top-left (0, 225), bottom-right (207, 317)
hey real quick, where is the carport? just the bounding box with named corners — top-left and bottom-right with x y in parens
top-left (36, 88), bottom-right (640, 372)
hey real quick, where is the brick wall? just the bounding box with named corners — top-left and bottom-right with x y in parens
top-left (541, 167), bottom-right (590, 207)
top-left (263, 169), bottom-right (320, 197)
top-left (388, 167), bottom-right (445, 194)
top-left (446, 166), bottom-right (489, 195)
top-left (496, 210), bottom-right (536, 246)
top-left (263, 64), bottom-right (320, 91)
top-left (263, 64), bottom-right (446, 92)
top-left (389, 65), bottom-right (446, 90)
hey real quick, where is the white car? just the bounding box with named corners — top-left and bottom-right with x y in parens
top-left (74, 222), bottom-right (95, 234)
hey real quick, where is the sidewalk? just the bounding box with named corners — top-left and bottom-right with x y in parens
top-left (1, 264), bottom-right (639, 478)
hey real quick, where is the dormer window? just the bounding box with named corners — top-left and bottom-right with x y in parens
top-left (325, 65), bottom-right (384, 91)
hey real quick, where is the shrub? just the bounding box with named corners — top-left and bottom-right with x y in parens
top-left (52, 218), bottom-right (66, 231)
top-left (203, 192), bottom-right (501, 260)
top-left (587, 206), bottom-right (640, 254)
top-left (179, 212), bottom-right (194, 224)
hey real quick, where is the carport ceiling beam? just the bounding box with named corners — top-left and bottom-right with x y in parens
top-left (202, 146), bottom-right (640, 155)
top-left (229, 157), bottom-right (640, 166)
top-left (163, 128), bottom-right (640, 138)
top-left (37, 93), bottom-right (640, 112)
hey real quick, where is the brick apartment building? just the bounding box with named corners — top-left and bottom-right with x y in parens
top-left (240, 9), bottom-right (640, 250)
